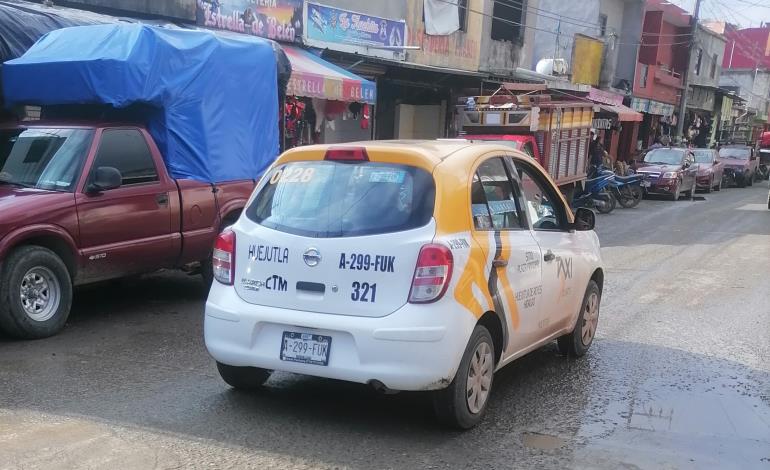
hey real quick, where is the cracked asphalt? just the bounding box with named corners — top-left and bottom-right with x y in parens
top-left (1, 183), bottom-right (769, 469)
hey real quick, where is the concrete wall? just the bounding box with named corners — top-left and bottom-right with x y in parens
top-left (598, 0), bottom-right (624, 88)
top-left (722, 70), bottom-right (770, 115)
top-left (689, 25), bottom-right (727, 88)
top-left (60, 0), bottom-right (194, 20)
top-left (615, 0), bottom-right (644, 90)
top-left (529, 0), bottom-right (602, 72)
top-left (478, 0), bottom-right (524, 76)
top-left (405, 0), bottom-right (483, 71)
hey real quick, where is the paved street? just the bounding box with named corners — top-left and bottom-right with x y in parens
top-left (1, 183), bottom-right (769, 470)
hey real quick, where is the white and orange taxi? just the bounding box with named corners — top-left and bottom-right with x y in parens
top-left (204, 141), bottom-right (603, 428)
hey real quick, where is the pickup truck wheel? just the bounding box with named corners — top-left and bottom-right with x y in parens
top-left (216, 362), bottom-right (271, 390)
top-left (737, 174), bottom-right (747, 188)
top-left (0, 246), bottom-right (72, 339)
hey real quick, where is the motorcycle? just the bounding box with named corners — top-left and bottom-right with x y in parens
top-left (589, 166), bottom-right (645, 209)
top-left (573, 170), bottom-right (616, 214)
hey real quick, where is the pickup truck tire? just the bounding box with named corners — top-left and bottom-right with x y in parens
top-left (0, 246), bottom-right (72, 339)
top-left (737, 173), bottom-right (747, 188)
top-left (216, 362), bottom-right (271, 390)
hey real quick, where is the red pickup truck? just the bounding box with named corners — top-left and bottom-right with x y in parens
top-left (0, 123), bottom-right (255, 339)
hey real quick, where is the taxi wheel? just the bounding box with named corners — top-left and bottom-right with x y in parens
top-left (432, 325), bottom-right (495, 430)
top-left (557, 280), bottom-right (601, 358)
top-left (216, 362), bottom-right (271, 390)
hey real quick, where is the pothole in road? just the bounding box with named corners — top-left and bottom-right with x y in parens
top-left (522, 432), bottom-right (566, 450)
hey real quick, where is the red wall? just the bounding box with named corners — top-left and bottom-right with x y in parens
top-left (722, 27), bottom-right (770, 69)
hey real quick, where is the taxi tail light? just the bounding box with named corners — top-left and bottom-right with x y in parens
top-left (213, 229), bottom-right (235, 285)
top-left (408, 244), bottom-right (453, 304)
top-left (324, 147), bottom-right (369, 162)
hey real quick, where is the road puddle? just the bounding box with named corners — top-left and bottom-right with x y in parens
top-left (522, 432), bottom-right (566, 450)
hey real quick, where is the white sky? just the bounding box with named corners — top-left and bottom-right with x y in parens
top-left (669, 0), bottom-right (770, 28)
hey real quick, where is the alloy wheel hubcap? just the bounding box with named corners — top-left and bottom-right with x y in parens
top-left (19, 267), bottom-right (60, 322)
top-left (581, 292), bottom-right (600, 346)
top-left (466, 341), bottom-right (494, 414)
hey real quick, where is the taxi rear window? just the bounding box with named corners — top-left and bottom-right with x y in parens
top-left (246, 161), bottom-right (435, 238)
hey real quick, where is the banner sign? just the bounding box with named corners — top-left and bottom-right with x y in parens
top-left (305, 2), bottom-right (406, 58)
top-left (197, 0), bottom-right (302, 43)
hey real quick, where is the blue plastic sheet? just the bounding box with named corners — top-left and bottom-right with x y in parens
top-left (2, 24), bottom-right (279, 183)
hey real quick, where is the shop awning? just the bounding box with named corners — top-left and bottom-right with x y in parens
top-left (598, 103), bottom-right (643, 122)
top-left (283, 45), bottom-right (376, 104)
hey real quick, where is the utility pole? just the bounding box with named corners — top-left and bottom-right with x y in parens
top-left (676, 0), bottom-right (702, 142)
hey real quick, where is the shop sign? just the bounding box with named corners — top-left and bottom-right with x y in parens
top-left (197, 0), bottom-right (302, 43)
top-left (592, 118), bottom-right (615, 130)
top-left (631, 97), bottom-right (675, 117)
top-left (286, 74), bottom-right (376, 104)
top-left (588, 87), bottom-right (624, 107)
top-left (305, 3), bottom-right (407, 60)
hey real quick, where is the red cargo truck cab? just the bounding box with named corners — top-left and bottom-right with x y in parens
top-left (0, 122), bottom-right (255, 338)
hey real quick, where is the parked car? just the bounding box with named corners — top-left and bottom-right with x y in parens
top-left (0, 124), bottom-right (255, 339)
top-left (204, 141), bottom-right (604, 429)
top-left (719, 145), bottom-right (759, 188)
top-left (692, 148), bottom-right (724, 192)
top-left (635, 147), bottom-right (698, 200)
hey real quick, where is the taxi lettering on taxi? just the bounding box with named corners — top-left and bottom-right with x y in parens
top-left (205, 141), bottom-right (604, 429)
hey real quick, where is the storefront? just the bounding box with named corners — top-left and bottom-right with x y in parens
top-left (631, 97), bottom-right (677, 150)
top-left (282, 46), bottom-right (377, 148)
top-left (586, 88), bottom-right (643, 163)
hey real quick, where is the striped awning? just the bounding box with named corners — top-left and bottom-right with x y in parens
top-left (283, 46), bottom-right (376, 104)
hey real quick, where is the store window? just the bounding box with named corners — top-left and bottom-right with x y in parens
top-left (695, 48), bottom-right (703, 76)
top-left (599, 14), bottom-right (608, 37)
top-left (458, 0), bottom-right (468, 32)
top-left (491, 0), bottom-right (525, 42)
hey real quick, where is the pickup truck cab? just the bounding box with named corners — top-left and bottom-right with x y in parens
top-left (0, 123), bottom-right (254, 338)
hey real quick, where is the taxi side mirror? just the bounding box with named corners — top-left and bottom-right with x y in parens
top-left (571, 208), bottom-right (595, 231)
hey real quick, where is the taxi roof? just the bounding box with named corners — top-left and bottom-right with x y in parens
top-left (277, 139), bottom-right (526, 172)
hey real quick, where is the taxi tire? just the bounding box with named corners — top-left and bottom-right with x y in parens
top-left (432, 325), bottom-right (494, 430)
top-left (557, 280), bottom-right (601, 358)
top-left (216, 362), bottom-right (271, 390)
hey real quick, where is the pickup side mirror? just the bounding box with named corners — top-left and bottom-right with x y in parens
top-left (88, 166), bottom-right (122, 193)
top-left (683, 160), bottom-right (691, 169)
top-left (713, 159), bottom-right (720, 165)
top-left (571, 207), bottom-right (596, 231)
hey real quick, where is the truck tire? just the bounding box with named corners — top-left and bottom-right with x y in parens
top-left (0, 246), bottom-right (73, 339)
top-left (737, 173), bottom-right (747, 188)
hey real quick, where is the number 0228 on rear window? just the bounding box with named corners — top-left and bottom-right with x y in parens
top-left (280, 332), bottom-right (332, 366)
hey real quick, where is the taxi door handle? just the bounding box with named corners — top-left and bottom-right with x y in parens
top-left (492, 259), bottom-right (508, 268)
top-left (544, 251), bottom-right (556, 262)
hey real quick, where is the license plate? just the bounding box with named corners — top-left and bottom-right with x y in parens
top-left (280, 331), bottom-right (332, 366)
top-left (641, 181), bottom-right (651, 188)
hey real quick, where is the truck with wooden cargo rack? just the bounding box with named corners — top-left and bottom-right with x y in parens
top-left (457, 87), bottom-right (594, 201)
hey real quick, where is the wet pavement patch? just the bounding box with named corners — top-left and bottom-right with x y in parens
top-left (522, 432), bottom-right (566, 450)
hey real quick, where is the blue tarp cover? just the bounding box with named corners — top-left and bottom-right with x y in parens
top-left (2, 23), bottom-right (279, 183)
